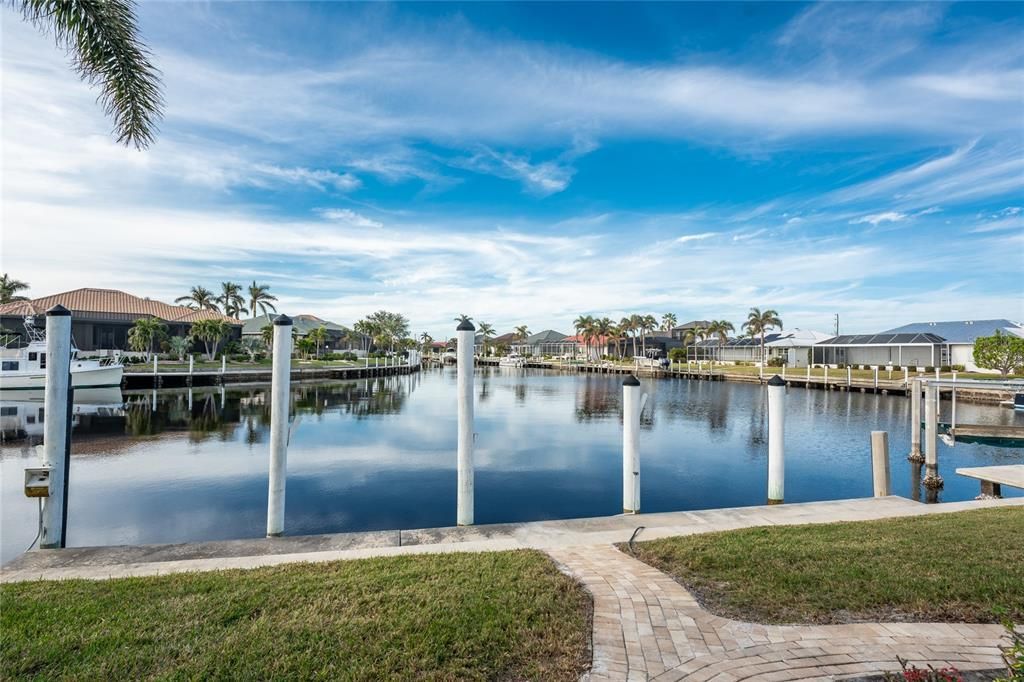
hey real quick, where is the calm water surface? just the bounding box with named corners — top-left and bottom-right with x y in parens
top-left (2, 367), bottom-right (1022, 563)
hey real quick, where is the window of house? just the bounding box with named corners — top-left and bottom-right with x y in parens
top-left (0, 406), bottom-right (16, 416)
top-left (26, 415), bottom-right (36, 424)
top-left (1, 361), bottom-right (19, 371)
top-left (28, 352), bottom-right (37, 361)
top-left (39, 353), bottom-right (46, 369)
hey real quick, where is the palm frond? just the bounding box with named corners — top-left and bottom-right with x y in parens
top-left (17, 0), bottom-right (164, 149)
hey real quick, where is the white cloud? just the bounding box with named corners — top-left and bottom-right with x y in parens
top-left (850, 211), bottom-right (907, 226)
top-left (318, 208), bottom-right (383, 229)
top-left (675, 232), bottom-right (718, 244)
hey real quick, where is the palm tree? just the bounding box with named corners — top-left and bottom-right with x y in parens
top-left (419, 332), bottom-right (433, 353)
top-left (514, 325), bottom-right (530, 354)
top-left (661, 313), bottom-right (677, 332)
top-left (127, 316), bottom-right (166, 360)
top-left (217, 282), bottom-right (245, 319)
top-left (454, 314), bottom-right (473, 325)
top-left (706, 320), bottom-right (735, 364)
top-left (176, 286), bottom-right (218, 311)
top-left (248, 281), bottom-right (278, 317)
top-left (307, 326), bottom-right (328, 359)
top-left (641, 314), bottom-right (657, 357)
top-left (190, 319), bottom-right (229, 361)
top-left (596, 317), bottom-right (614, 359)
top-left (622, 315), bottom-right (640, 357)
top-left (742, 307), bottom-right (783, 366)
top-left (573, 315), bottom-right (594, 360)
top-left (477, 322), bottom-right (495, 357)
top-left (260, 324), bottom-right (274, 349)
top-left (14, 0), bottom-right (164, 149)
top-left (0, 274), bottom-right (30, 303)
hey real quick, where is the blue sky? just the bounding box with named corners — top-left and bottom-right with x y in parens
top-left (2, 1), bottom-right (1022, 339)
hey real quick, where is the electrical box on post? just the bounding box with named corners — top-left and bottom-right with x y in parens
top-left (24, 467), bottom-right (52, 498)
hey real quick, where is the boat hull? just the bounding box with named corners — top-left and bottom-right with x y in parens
top-left (0, 365), bottom-right (124, 390)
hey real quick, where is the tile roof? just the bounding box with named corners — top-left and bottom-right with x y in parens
top-left (241, 314), bottom-right (354, 336)
top-left (0, 288), bottom-right (240, 324)
top-left (526, 329), bottom-right (568, 344)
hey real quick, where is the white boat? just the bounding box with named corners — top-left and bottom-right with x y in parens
top-left (0, 317), bottom-right (123, 390)
top-left (499, 353), bottom-right (525, 367)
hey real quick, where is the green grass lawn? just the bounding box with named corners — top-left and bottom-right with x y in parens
top-left (1, 550), bottom-right (590, 681)
top-left (625, 508), bottom-right (1024, 625)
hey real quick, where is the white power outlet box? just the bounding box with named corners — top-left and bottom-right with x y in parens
top-left (24, 467), bottom-right (52, 498)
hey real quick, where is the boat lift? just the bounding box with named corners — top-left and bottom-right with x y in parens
top-left (926, 378), bottom-right (1024, 445)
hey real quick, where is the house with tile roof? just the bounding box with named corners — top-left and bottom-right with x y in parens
top-left (0, 288), bottom-right (241, 354)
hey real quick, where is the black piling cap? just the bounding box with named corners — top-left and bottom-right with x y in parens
top-left (274, 314), bottom-right (293, 326)
top-left (46, 304), bottom-right (71, 316)
top-left (623, 374), bottom-right (641, 386)
top-left (456, 320), bottom-right (475, 332)
top-left (767, 374), bottom-right (786, 386)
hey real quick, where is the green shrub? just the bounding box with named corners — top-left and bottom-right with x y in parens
top-left (668, 348), bottom-right (687, 363)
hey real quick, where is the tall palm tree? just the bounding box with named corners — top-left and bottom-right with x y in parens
top-left (419, 332), bottom-right (433, 353)
top-left (217, 281), bottom-right (245, 319)
top-left (513, 325), bottom-right (530, 354)
top-left (661, 313), bottom-right (677, 332)
top-left (641, 314), bottom-right (657, 357)
top-left (0, 274), bottom-right (30, 303)
top-left (573, 314), bottom-right (595, 360)
top-left (247, 281), bottom-right (278, 317)
top-left (14, 0), bottom-right (164, 149)
top-left (596, 317), bottom-right (614, 359)
top-left (742, 307), bottom-right (783, 365)
top-left (454, 314), bottom-right (473, 326)
top-left (176, 286), bottom-right (218, 311)
top-left (706, 320), bottom-right (735, 364)
top-left (477, 322), bottom-right (495, 357)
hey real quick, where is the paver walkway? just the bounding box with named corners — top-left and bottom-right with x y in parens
top-left (549, 544), bottom-right (1008, 681)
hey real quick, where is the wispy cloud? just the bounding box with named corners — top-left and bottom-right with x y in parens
top-left (850, 211), bottom-right (907, 226)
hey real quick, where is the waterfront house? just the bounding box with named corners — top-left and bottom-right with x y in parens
top-left (241, 314), bottom-right (366, 354)
top-left (669, 320), bottom-right (711, 342)
top-left (0, 288), bottom-right (240, 355)
top-left (693, 328), bottom-right (832, 365)
top-left (812, 319), bottom-right (1024, 371)
top-left (517, 330), bottom-right (572, 357)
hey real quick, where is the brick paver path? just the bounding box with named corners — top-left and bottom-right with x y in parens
top-left (549, 545), bottom-right (1007, 681)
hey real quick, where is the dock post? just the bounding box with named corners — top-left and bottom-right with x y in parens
top-left (935, 367), bottom-right (940, 381)
top-left (759, 363), bottom-right (763, 381)
top-left (824, 365), bottom-right (829, 387)
top-left (847, 366), bottom-right (851, 387)
top-left (266, 314), bottom-right (293, 537)
top-left (456, 319), bottom-right (475, 525)
top-left (221, 355), bottom-right (226, 374)
top-left (806, 365), bottom-right (811, 382)
top-left (767, 375), bottom-right (785, 503)
top-left (922, 382), bottom-right (943, 491)
top-left (904, 367), bottom-right (909, 385)
top-left (39, 305), bottom-right (73, 549)
top-left (153, 354), bottom-right (157, 375)
top-left (622, 374), bottom-right (641, 513)
top-left (874, 366), bottom-right (878, 389)
top-left (870, 431), bottom-right (891, 497)
top-left (908, 378), bottom-right (923, 462)
top-left (188, 354), bottom-right (194, 376)
top-left (951, 386), bottom-right (957, 429)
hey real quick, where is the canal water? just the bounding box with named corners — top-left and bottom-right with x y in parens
top-left (2, 367), bottom-right (1021, 564)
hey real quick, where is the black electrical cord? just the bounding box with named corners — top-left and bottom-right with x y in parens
top-left (627, 526), bottom-right (645, 554)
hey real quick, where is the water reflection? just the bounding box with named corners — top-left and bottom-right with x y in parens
top-left (1, 370), bottom-right (1021, 564)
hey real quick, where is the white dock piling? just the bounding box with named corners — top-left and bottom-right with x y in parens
top-left (188, 354), bottom-right (194, 375)
top-left (909, 378), bottom-right (923, 461)
top-left (622, 375), bottom-right (642, 514)
top-left (873, 366), bottom-right (878, 389)
top-left (824, 365), bottom-right (829, 386)
top-left (222, 355), bottom-right (226, 374)
top-left (904, 367), bottom-right (909, 385)
top-left (767, 375), bottom-right (785, 504)
top-left (847, 366), bottom-right (851, 387)
top-left (870, 431), bottom-right (891, 497)
top-left (266, 314), bottom-right (293, 537)
top-left (806, 365), bottom-right (811, 381)
top-left (935, 367), bottom-right (940, 381)
top-left (153, 354), bottom-right (158, 375)
top-left (456, 319), bottom-right (475, 525)
top-left (923, 382), bottom-right (943, 490)
top-left (40, 305), bottom-right (73, 549)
